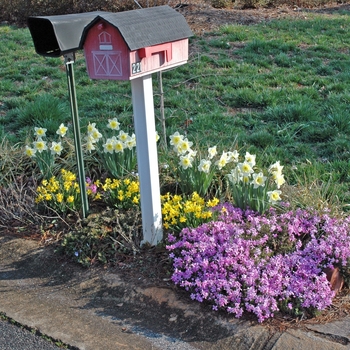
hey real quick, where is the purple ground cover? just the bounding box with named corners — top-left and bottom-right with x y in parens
top-left (166, 203), bottom-right (350, 322)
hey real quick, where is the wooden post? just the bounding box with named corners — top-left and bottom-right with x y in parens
top-left (131, 74), bottom-right (163, 245)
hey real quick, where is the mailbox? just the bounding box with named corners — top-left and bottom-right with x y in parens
top-left (80, 5), bottom-right (193, 80)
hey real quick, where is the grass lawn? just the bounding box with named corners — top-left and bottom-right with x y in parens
top-left (1, 10), bottom-right (350, 206)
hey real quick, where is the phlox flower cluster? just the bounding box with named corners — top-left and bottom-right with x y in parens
top-left (84, 118), bottom-right (137, 178)
top-left (36, 169), bottom-right (81, 214)
top-left (167, 203), bottom-right (350, 322)
top-left (169, 131), bottom-right (238, 196)
top-left (25, 124), bottom-right (68, 179)
top-left (227, 152), bottom-right (285, 213)
top-left (161, 192), bottom-right (219, 232)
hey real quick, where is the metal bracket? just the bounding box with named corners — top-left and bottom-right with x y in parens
top-left (64, 52), bottom-right (75, 65)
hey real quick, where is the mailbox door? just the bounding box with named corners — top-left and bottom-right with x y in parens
top-left (83, 20), bottom-right (130, 80)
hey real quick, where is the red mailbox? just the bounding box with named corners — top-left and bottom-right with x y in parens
top-left (80, 5), bottom-right (193, 80)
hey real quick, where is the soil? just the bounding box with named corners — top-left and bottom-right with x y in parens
top-left (175, 1), bottom-right (350, 35)
top-left (2, 1), bottom-right (350, 340)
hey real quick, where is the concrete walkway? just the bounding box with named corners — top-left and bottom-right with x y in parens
top-left (0, 235), bottom-right (350, 350)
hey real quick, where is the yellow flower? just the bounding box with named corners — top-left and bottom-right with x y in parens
top-left (95, 193), bottom-right (102, 200)
top-left (56, 193), bottom-right (63, 203)
top-left (67, 196), bottom-right (74, 203)
top-left (207, 198), bottom-right (219, 207)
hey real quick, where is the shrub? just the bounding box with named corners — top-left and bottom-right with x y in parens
top-left (0, 0), bottom-right (168, 26)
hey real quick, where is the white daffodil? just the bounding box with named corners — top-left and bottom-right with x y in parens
top-left (86, 141), bottom-right (96, 153)
top-left (87, 122), bottom-right (97, 134)
top-left (245, 152), bottom-right (256, 166)
top-left (198, 159), bottom-right (211, 173)
top-left (267, 190), bottom-right (282, 204)
top-left (239, 161), bottom-right (254, 176)
top-left (56, 123), bottom-right (68, 137)
top-left (124, 135), bottom-right (136, 150)
top-left (269, 161), bottom-right (284, 175)
top-left (208, 146), bottom-right (217, 159)
top-left (226, 150), bottom-right (239, 163)
top-left (187, 149), bottom-right (197, 160)
top-left (113, 140), bottom-right (124, 153)
top-left (215, 152), bottom-right (228, 170)
top-left (274, 173), bottom-right (286, 189)
top-left (50, 141), bottom-right (63, 155)
top-left (176, 138), bottom-right (193, 155)
top-left (228, 167), bottom-right (242, 185)
top-left (107, 118), bottom-right (120, 130)
top-left (33, 139), bottom-right (48, 153)
top-left (118, 130), bottom-right (129, 142)
top-left (103, 138), bottom-right (115, 154)
top-left (169, 131), bottom-right (184, 147)
top-left (24, 145), bottom-right (36, 157)
top-left (34, 127), bottom-right (47, 138)
top-left (90, 128), bottom-right (102, 142)
top-left (179, 154), bottom-right (193, 169)
top-left (251, 172), bottom-right (267, 188)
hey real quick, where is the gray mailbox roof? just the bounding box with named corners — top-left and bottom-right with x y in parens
top-left (80, 5), bottom-right (193, 51)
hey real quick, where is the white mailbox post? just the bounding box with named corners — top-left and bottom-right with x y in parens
top-left (80, 6), bottom-right (193, 245)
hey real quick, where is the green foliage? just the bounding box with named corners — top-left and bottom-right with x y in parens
top-left (5, 94), bottom-right (69, 138)
top-left (59, 208), bottom-right (142, 266)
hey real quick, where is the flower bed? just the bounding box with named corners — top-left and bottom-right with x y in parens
top-left (166, 203), bottom-right (350, 322)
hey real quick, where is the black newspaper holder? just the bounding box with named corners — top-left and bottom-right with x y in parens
top-left (27, 11), bottom-right (110, 57)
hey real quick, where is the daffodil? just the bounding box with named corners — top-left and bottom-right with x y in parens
top-left (103, 139), bottom-right (114, 154)
top-left (34, 127), bottom-right (47, 138)
top-left (87, 122), bottom-right (97, 134)
top-left (239, 161), bottom-right (254, 176)
top-left (170, 131), bottom-right (184, 147)
top-left (50, 141), bottom-right (63, 155)
top-left (25, 145), bottom-right (36, 157)
top-left (215, 152), bottom-right (229, 170)
top-left (176, 138), bottom-right (193, 155)
top-left (118, 130), bottom-right (129, 142)
top-left (33, 139), bottom-right (48, 153)
top-left (198, 159), bottom-right (211, 173)
top-left (107, 118), bottom-right (120, 130)
top-left (251, 172), bottom-right (267, 188)
top-left (180, 154), bottom-right (193, 169)
top-left (208, 146), bottom-right (217, 159)
top-left (267, 190), bottom-right (282, 204)
top-left (113, 140), bottom-right (124, 153)
top-left (245, 152), bottom-right (256, 166)
top-left (56, 123), bottom-right (68, 137)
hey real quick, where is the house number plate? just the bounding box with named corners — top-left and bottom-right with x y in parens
top-left (132, 62), bottom-right (141, 74)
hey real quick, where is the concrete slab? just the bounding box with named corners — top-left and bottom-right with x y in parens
top-left (1, 235), bottom-right (350, 350)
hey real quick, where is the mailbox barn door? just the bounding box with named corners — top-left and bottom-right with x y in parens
top-left (84, 20), bottom-right (130, 80)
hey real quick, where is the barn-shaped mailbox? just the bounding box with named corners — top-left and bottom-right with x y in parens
top-left (80, 5), bottom-right (193, 80)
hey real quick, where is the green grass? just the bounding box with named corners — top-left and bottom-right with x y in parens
top-left (1, 8), bottom-right (350, 207)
